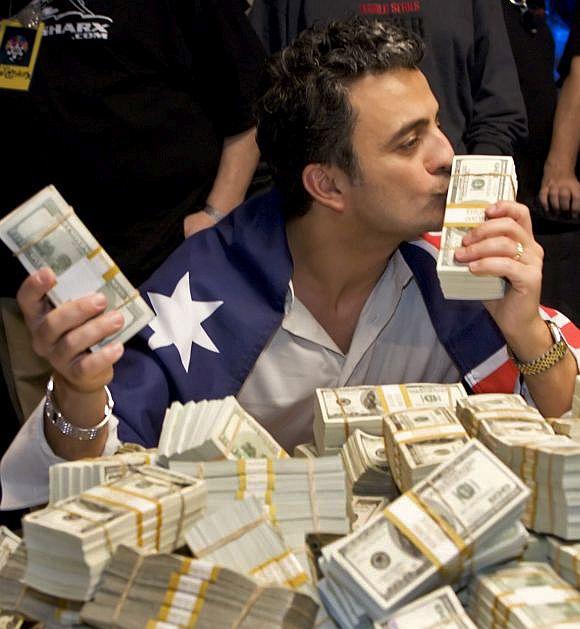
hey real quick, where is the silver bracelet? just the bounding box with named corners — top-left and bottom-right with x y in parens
top-left (44, 376), bottom-right (114, 441)
top-left (202, 203), bottom-right (227, 223)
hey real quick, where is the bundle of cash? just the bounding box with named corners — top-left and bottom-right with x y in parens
top-left (0, 185), bottom-right (153, 348)
top-left (185, 497), bottom-right (310, 591)
top-left (171, 457), bottom-right (349, 563)
top-left (49, 450), bottom-right (157, 503)
top-left (455, 393), bottom-right (546, 439)
top-left (469, 562), bottom-right (580, 628)
top-left (81, 544), bottom-right (319, 629)
top-left (319, 521), bottom-right (526, 629)
top-left (22, 466), bottom-right (206, 600)
top-left (476, 421), bottom-right (580, 538)
top-left (574, 375), bottom-right (580, 416)
top-left (547, 416), bottom-right (580, 440)
top-left (294, 443), bottom-right (320, 458)
top-left (0, 541), bottom-right (84, 627)
top-left (382, 407), bottom-right (469, 492)
top-left (547, 536), bottom-right (580, 587)
top-left (157, 397), bottom-right (287, 465)
top-left (314, 383), bottom-right (467, 455)
top-left (437, 155), bottom-right (517, 300)
top-left (342, 431), bottom-right (398, 498)
top-left (374, 586), bottom-right (476, 629)
top-left (349, 496), bottom-right (389, 532)
top-left (321, 440), bottom-right (529, 620)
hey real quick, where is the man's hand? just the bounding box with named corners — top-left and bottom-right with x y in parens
top-left (454, 201), bottom-right (578, 417)
top-left (183, 210), bottom-right (217, 238)
top-left (539, 167), bottom-right (580, 217)
top-left (453, 201), bottom-right (545, 340)
top-left (17, 267), bottom-right (125, 394)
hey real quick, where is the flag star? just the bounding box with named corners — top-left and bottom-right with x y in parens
top-left (147, 272), bottom-right (223, 372)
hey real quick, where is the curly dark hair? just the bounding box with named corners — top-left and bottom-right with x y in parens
top-left (256, 18), bottom-right (424, 219)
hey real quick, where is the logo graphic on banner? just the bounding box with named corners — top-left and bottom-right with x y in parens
top-left (41, 1), bottom-right (113, 40)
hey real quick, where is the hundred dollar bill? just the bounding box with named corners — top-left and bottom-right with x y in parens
top-left (374, 586), bottom-right (476, 628)
top-left (323, 439), bottom-right (529, 620)
top-left (437, 156), bottom-right (517, 300)
top-left (0, 185), bottom-right (154, 348)
top-left (314, 382), bottom-right (467, 454)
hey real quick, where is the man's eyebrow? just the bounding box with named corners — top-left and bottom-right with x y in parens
top-left (382, 118), bottom-right (429, 149)
top-left (381, 108), bottom-right (441, 150)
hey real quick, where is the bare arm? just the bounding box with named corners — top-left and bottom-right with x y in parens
top-left (183, 127), bottom-right (260, 237)
top-left (539, 56), bottom-right (580, 216)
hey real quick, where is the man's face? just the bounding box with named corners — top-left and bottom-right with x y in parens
top-left (341, 69), bottom-right (453, 241)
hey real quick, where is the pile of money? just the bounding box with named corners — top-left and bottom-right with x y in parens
top-left (320, 440), bottom-right (529, 620)
top-left (374, 586), bottom-right (476, 629)
top-left (22, 466), bottom-right (206, 600)
top-left (469, 562), bottom-right (580, 627)
top-left (547, 416), bottom-right (580, 440)
top-left (314, 383), bottom-right (467, 454)
top-left (0, 541), bottom-right (84, 627)
top-left (437, 155), bottom-right (517, 300)
top-left (471, 409), bottom-right (580, 538)
top-left (574, 375), bottom-right (580, 416)
top-left (171, 457), bottom-right (349, 561)
top-left (341, 430), bottom-right (398, 498)
top-left (157, 397), bottom-right (287, 465)
top-left (185, 497), bottom-right (310, 590)
top-left (382, 407), bottom-right (469, 492)
top-left (0, 185), bottom-right (153, 348)
top-left (81, 544), bottom-right (319, 628)
top-left (49, 450), bottom-right (157, 503)
top-left (548, 536), bottom-right (580, 587)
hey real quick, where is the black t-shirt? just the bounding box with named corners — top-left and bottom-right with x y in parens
top-left (0, 0), bottom-right (265, 289)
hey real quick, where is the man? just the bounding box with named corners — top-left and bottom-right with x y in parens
top-left (1, 19), bottom-right (578, 509)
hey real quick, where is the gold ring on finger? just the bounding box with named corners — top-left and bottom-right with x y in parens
top-left (513, 241), bottom-right (524, 261)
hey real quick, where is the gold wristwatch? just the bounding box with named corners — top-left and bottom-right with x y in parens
top-left (508, 320), bottom-right (568, 376)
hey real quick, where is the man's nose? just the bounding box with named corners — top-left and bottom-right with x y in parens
top-left (426, 128), bottom-right (454, 175)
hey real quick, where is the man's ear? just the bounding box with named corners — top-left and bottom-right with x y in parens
top-left (302, 164), bottom-right (347, 213)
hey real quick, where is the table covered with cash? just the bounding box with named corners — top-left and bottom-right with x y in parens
top-left (2, 377), bottom-right (580, 628)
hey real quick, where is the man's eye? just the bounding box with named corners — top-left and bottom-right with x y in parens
top-left (400, 137), bottom-right (420, 151)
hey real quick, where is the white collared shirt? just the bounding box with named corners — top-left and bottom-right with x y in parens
top-left (0, 250), bottom-right (459, 509)
top-left (237, 250), bottom-right (460, 451)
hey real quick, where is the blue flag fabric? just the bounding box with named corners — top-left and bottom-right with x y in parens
top-left (111, 188), bottom-right (508, 447)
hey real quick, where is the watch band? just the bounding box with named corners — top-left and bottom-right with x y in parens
top-left (202, 203), bottom-right (227, 223)
top-left (508, 320), bottom-right (568, 376)
top-left (44, 376), bottom-right (114, 440)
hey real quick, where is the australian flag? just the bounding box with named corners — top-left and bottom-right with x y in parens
top-left (110, 188), bottom-right (580, 447)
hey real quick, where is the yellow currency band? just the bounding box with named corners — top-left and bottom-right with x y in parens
top-left (382, 507), bottom-right (442, 570)
top-left (408, 491), bottom-right (471, 580)
top-left (81, 494), bottom-right (145, 547)
top-left (108, 485), bottom-right (164, 552)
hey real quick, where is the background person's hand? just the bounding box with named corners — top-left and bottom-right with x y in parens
top-left (539, 167), bottom-right (580, 218)
top-left (17, 267), bottom-right (125, 394)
